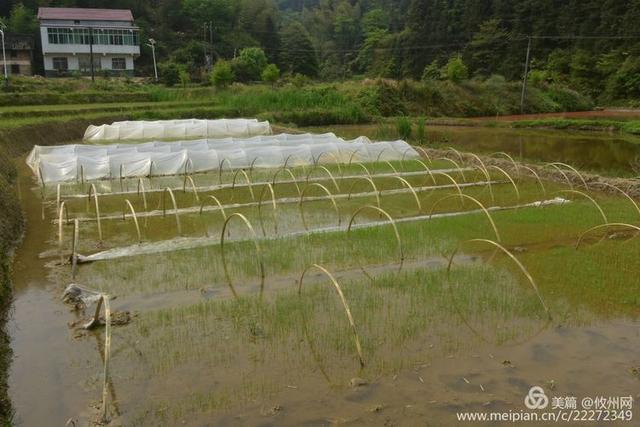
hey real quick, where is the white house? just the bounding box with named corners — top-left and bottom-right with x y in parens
top-left (37, 7), bottom-right (140, 77)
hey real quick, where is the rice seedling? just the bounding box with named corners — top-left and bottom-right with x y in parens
top-left (29, 149), bottom-right (640, 426)
top-left (298, 264), bottom-right (365, 367)
top-left (220, 213), bottom-right (265, 299)
top-left (347, 205), bottom-right (404, 279)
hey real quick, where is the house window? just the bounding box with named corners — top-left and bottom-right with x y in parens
top-left (48, 27), bottom-right (139, 46)
top-left (79, 55), bottom-right (101, 72)
top-left (112, 58), bottom-right (126, 70)
top-left (52, 57), bottom-right (68, 71)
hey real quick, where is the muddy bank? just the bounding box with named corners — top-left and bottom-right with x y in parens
top-left (0, 117), bottom-right (118, 422)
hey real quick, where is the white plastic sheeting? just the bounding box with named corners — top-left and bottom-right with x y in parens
top-left (27, 133), bottom-right (419, 184)
top-left (83, 119), bottom-right (272, 141)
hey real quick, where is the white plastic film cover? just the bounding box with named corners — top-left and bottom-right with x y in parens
top-left (28, 132), bottom-right (419, 183)
top-left (83, 119), bottom-right (271, 141)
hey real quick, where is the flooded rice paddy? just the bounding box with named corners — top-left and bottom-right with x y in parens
top-left (8, 140), bottom-right (640, 426)
top-left (303, 124), bottom-right (640, 178)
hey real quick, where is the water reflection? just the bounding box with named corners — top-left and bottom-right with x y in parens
top-left (302, 125), bottom-right (640, 177)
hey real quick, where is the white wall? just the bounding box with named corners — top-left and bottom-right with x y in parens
top-left (44, 54), bottom-right (134, 72)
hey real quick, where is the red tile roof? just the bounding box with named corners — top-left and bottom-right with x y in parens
top-left (37, 7), bottom-right (134, 22)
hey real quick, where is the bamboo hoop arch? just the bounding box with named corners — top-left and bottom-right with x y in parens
top-left (446, 239), bottom-right (552, 346)
top-left (388, 176), bottom-right (422, 212)
top-left (558, 190), bottom-right (608, 224)
top-left (58, 201), bottom-right (70, 263)
top-left (465, 152), bottom-right (495, 200)
top-left (437, 157), bottom-right (467, 182)
top-left (488, 165), bottom-right (520, 202)
top-left (136, 178), bottom-right (148, 212)
top-left (122, 199), bottom-right (142, 243)
top-left (199, 195), bottom-right (227, 237)
top-left (548, 162), bottom-right (588, 190)
top-left (445, 146), bottom-right (465, 163)
top-left (161, 187), bottom-right (182, 236)
top-left (298, 264), bottom-right (365, 367)
top-left (546, 163), bottom-right (574, 189)
top-left (575, 223), bottom-right (640, 249)
top-left (491, 152), bottom-right (520, 177)
top-left (87, 184), bottom-right (103, 241)
top-left (299, 183), bottom-right (341, 230)
top-left (597, 182), bottom-right (640, 218)
top-left (257, 183), bottom-right (279, 236)
top-left (411, 145), bottom-right (432, 163)
top-left (182, 175), bottom-right (200, 204)
top-left (347, 176), bottom-right (381, 208)
top-left (271, 167), bottom-right (301, 196)
top-left (218, 158), bottom-right (233, 184)
top-left (220, 213), bottom-right (265, 299)
top-left (231, 169), bottom-right (255, 201)
top-left (520, 165), bottom-right (546, 196)
top-left (314, 151), bottom-right (343, 176)
top-left (306, 165), bottom-right (341, 192)
top-left (347, 205), bottom-right (404, 279)
top-left (429, 194), bottom-right (501, 242)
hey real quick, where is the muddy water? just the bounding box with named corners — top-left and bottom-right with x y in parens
top-left (9, 162), bottom-right (97, 425)
top-left (8, 154), bottom-right (640, 426)
top-left (303, 124), bottom-right (640, 177)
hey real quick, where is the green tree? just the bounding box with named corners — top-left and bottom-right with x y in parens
top-left (444, 56), bottom-right (469, 83)
top-left (279, 22), bottom-right (318, 77)
top-left (570, 49), bottom-right (598, 94)
top-left (210, 59), bottom-right (235, 88)
top-left (467, 18), bottom-right (508, 77)
top-left (232, 47), bottom-right (268, 82)
top-left (421, 59), bottom-right (440, 81)
top-left (261, 63), bottom-right (280, 85)
top-left (179, 67), bottom-right (191, 88)
top-left (7, 3), bottom-right (37, 33)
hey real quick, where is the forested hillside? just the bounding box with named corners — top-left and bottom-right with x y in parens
top-left (2, 0), bottom-right (640, 101)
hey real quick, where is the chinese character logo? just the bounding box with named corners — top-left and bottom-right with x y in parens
top-left (525, 386), bottom-right (549, 410)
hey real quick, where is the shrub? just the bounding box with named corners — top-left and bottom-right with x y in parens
top-left (444, 55), bottom-right (469, 83)
top-left (210, 60), bottom-right (235, 88)
top-left (231, 47), bottom-right (268, 82)
top-left (160, 63), bottom-right (180, 87)
top-left (261, 64), bottom-right (280, 85)
top-left (421, 59), bottom-right (441, 81)
top-left (179, 68), bottom-right (191, 88)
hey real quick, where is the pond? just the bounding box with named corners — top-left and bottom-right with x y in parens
top-left (302, 124), bottom-right (640, 177)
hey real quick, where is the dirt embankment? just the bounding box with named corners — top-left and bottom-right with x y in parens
top-left (467, 109), bottom-right (640, 122)
top-left (0, 117), bottom-right (111, 422)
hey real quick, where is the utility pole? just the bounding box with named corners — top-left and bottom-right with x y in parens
top-left (520, 36), bottom-right (531, 114)
top-left (203, 22), bottom-right (213, 72)
top-left (147, 38), bottom-right (158, 82)
top-left (89, 27), bottom-right (95, 82)
top-left (0, 26), bottom-right (8, 87)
